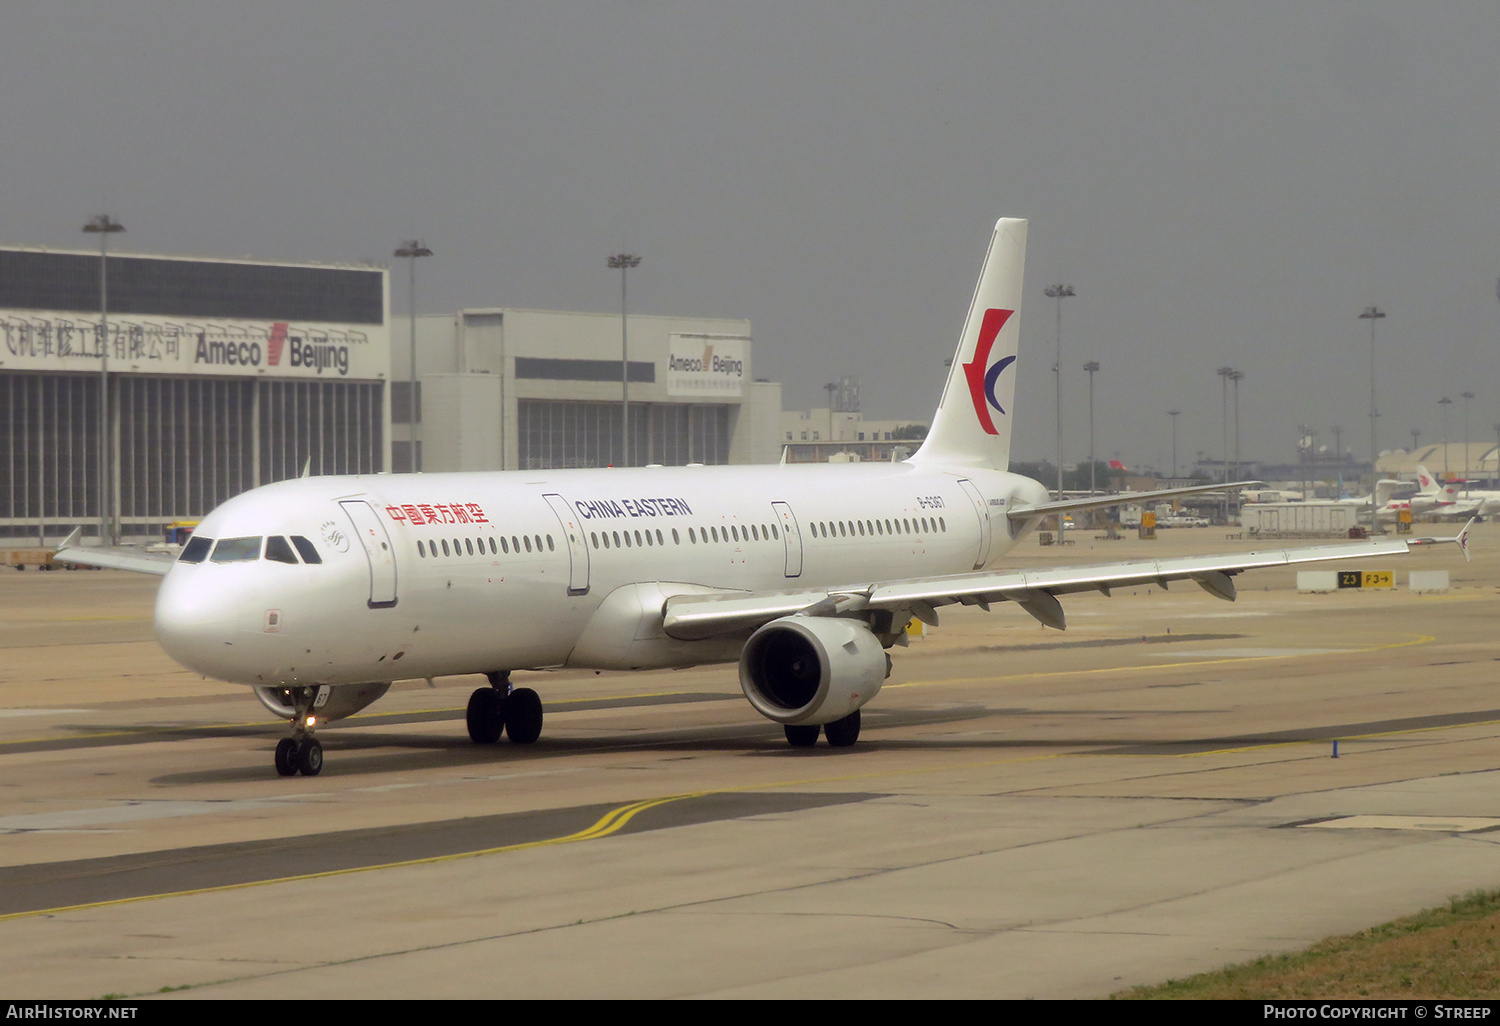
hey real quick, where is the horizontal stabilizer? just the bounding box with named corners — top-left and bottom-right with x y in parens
top-left (53, 531), bottom-right (176, 576)
top-left (1410, 518), bottom-right (1477, 563)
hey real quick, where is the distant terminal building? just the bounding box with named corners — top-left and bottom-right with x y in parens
top-left (779, 408), bottom-right (927, 463)
top-left (397, 309), bottom-right (782, 472)
top-left (0, 246), bottom-right (390, 540)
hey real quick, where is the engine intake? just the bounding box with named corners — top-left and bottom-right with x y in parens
top-left (739, 616), bottom-right (888, 726)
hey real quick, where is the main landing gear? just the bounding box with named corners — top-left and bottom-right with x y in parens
top-left (274, 687), bottom-right (325, 777)
top-left (783, 709), bottom-right (861, 749)
top-left (467, 671), bottom-right (544, 747)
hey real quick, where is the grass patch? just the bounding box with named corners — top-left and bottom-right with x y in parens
top-left (1116, 889), bottom-right (1500, 999)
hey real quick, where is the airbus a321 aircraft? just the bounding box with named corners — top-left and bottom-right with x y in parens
top-left (56, 218), bottom-right (1470, 777)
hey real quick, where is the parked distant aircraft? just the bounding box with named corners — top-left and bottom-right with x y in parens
top-left (56, 217), bottom-right (1466, 776)
top-left (1415, 465), bottom-right (1496, 518)
top-left (1336, 474), bottom-right (1465, 522)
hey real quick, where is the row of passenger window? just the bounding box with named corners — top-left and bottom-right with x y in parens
top-left (407, 513), bottom-right (944, 562)
top-left (416, 534), bottom-right (555, 558)
top-left (809, 515), bottom-right (946, 539)
top-left (591, 522), bottom-right (779, 550)
top-left (179, 535), bottom-right (323, 565)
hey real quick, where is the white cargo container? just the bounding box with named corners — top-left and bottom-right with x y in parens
top-left (1240, 502), bottom-right (1359, 536)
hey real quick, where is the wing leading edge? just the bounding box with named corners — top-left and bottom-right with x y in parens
top-left (662, 536), bottom-right (1422, 640)
top-left (1006, 480), bottom-right (1262, 523)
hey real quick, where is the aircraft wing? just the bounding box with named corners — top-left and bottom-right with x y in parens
top-left (1006, 480), bottom-right (1261, 522)
top-left (662, 536), bottom-right (1418, 640)
top-left (51, 528), bottom-right (175, 576)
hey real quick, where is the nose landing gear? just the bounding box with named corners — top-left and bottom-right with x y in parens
top-left (273, 687), bottom-right (325, 777)
top-left (274, 735), bottom-right (323, 777)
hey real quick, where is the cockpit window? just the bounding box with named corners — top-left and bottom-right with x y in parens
top-left (210, 537), bottom-right (263, 563)
top-left (290, 536), bottom-right (322, 564)
top-left (265, 536), bottom-right (299, 564)
top-left (179, 536), bottom-right (213, 563)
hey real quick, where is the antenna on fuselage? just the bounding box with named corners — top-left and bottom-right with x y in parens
top-left (300, 458), bottom-right (311, 479)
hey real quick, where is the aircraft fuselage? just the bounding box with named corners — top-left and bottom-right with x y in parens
top-left (154, 462), bottom-right (1051, 688)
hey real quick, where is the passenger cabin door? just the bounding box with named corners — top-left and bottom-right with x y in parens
top-left (543, 493), bottom-right (590, 595)
top-left (339, 500), bottom-right (398, 608)
top-left (771, 501), bottom-right (803, 578)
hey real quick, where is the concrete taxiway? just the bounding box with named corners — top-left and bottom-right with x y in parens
top-left (0, 524), bottom-right (1495, 998)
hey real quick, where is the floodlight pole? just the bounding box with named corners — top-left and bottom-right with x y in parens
top-left (1461, 391), bottom-right (1475, 496)
top-left (1167, 410), bottom-right (1181, 479)
top-left (1359, 306), bottom-right (1386, 532)
top-left (394, 241), bottom-right (433, 472)
top-left (1439, 397), bottom-right (1453, 479)
top-left (1216, 366), bottom-right (1234, 522)
top-left (1044, 284), bottom-right (1075, 538)
top-left (1229, 369), bottom-right (1244, 519)
top-left (1083, 361), bottom-right (1100, 497)
top-left (1332, 424), bottom-right (1344, 496)
top-left (84, 215), bottom-right (124, 545)
top-left (608, 254), bottom-right (641, 466)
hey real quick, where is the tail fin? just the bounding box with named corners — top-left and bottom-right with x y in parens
top-left (1416, 465), bottom-right (1438, 493)
top-left (910, 218), bottom-right (1027, 470)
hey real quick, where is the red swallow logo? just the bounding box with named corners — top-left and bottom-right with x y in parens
top-left (268, 322), bottom-right (288, 366)
top-left (962, 308), bottom-right (1015, 435)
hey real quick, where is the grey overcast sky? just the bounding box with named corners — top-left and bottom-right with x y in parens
top-left (3, 2), bottom-right (1498, 472)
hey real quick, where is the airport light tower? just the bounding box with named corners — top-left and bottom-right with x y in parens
top-left (83, 214), bottom-right (124, 545)
top-left (1167, 409), bottom-right (1181, 479)
top-left (1083, 360), bottom-right (1100, 497)
top-left (1229, 368), bottom-right (1245, 480)
top-left (1439, 397), bottom-right (1453, 479)
top-left (608, 253), bottom-right (642, 466)
top-left (1044, 283), bottom-right (1075, 537)
top-left (1359, 306), bottom-right (1386, 533)
top-left (394, 241), bottom-right (433, 472)
top-left (1216, 366), bottom-right (1235, 521)
top-left (1461, 391), bottom-right (1475, 495)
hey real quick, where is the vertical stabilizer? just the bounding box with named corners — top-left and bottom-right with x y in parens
top-left (910, 218), bottom-right (1027, 469)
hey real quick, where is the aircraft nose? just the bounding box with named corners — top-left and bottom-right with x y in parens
top-left (154, 570), bottom-right (243, 677)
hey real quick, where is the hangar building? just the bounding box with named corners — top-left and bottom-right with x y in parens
top-left (2, 243), bottom-right (785, 543)
top-left (394, 308), bottom-right (782, 473)
top-left (0, 246), bottom-right (390, 541)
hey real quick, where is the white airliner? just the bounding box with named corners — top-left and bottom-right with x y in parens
top-left (55, 218), bottom-right (1469, 777)
top-left (1415, 465), bottom-right (1497, 519)
top-left (1334, 473), bottom-right (1462, 522)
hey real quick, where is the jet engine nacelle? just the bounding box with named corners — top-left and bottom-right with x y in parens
top-left (253, 682), bottom-right (391, 724)
top-left (739, 616), bottom-right (889, 726)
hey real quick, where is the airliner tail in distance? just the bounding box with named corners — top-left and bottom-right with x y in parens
top-left (910, 218), bottom-right (1026, 471)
